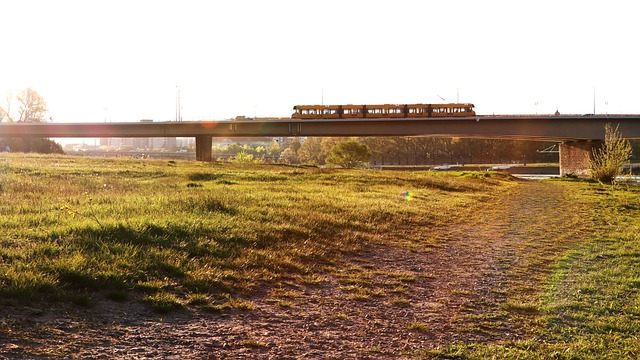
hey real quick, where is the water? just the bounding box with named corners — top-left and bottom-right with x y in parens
top-left (513, 174), bottom-right (560, 180)
top-left (616, 175), bottom-right (640, 184)
top-left (513, 174), bottom-right (640, 184)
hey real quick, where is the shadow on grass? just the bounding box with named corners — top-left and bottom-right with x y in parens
top-left (0, 223), bottom-right (253, 301)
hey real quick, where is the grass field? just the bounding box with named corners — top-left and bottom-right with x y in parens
top-left (0, 154), bottom-right (503, 308)
top-left (1, 153), bottom-right (639, 358)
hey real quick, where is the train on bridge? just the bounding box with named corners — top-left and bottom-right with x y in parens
top-left (291, 103), bottom-right (475, 120)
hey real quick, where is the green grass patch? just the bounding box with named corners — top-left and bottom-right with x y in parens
top-left (144, 292), bottom-right (184, 313)
top-left (422, 180), bottom-right (640, 359)
top-left (407, 320), bottom-right (429, 333)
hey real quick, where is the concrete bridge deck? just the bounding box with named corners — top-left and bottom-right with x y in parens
top-left (1, 115), bottom-right (639, 140)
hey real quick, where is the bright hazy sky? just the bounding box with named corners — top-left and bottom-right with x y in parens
top-left (1, 0), bottom-right (638, 123)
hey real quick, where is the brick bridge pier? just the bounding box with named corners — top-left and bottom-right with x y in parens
top-left (559, 140), bottom-right (603, 177)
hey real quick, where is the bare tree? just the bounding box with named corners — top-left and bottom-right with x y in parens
top-left (0, 91), bottom-right (14, 122)
top-left (17, 88), bottom-right (48, 122)
top-left (0, 88), bottom-right (62, 153)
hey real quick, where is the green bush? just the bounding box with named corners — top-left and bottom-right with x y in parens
top-left (325, 139), bottom-right (371, 169)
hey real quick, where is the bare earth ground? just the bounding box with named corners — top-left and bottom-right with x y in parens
top-left (0, 180), bottom-right (587, 359)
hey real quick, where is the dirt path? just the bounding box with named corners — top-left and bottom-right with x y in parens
top-left (1, 180), bottom-right (588, 359)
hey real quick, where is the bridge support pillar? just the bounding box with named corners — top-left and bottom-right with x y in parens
top-left (559, 140), bottom-right (602, 177)
top-left (195, 135), bottom-right (213, 161)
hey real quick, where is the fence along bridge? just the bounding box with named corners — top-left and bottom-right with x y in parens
top-left (1, 114), bottom-right (639, 176)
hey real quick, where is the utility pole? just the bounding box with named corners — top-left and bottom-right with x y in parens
top-left (175, 85), bottom-right (182, 122)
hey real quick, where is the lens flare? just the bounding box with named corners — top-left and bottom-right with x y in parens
top-left (401, 190), bottom-right (414, 201)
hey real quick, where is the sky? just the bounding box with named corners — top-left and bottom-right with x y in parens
top-left (1, 0), bottom-right (639, 124)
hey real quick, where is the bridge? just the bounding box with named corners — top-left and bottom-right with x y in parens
top-left (1, 115), bottom-right (639, 176)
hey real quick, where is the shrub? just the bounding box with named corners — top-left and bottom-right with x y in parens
top-left (325, 139), bottom-right (371, 169)
top-left (232, 151), bottom-right (263, 164)
top-left (589, 123), bottom-right (632, 184)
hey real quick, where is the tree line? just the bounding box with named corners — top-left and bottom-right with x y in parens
top-left (214, 137), bottom-right (562, 167)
